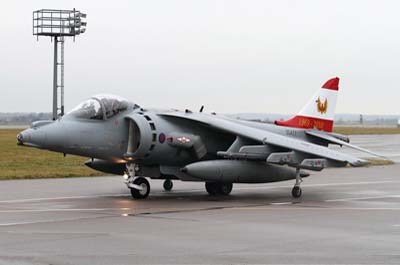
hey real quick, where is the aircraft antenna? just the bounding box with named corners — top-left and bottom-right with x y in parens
top-left (33, 9), bottom-right (87, 120)
top-left (199, 105), bottom-right (204, 113)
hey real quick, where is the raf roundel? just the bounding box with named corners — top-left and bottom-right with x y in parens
top-left (159, 133), bottom-right (166, 143)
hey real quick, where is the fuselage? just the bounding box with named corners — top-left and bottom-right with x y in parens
top-left (18, 107), bottom-right (323, 167)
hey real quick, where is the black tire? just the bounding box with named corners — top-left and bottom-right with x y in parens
top-left (205, 182), bottom-right (219, 195)
top-left (219, 183), bottom-right (233, 195)
top-left (291, 186), bottom-right (302, 198)
top-left (163, 179), bottom-right (173, 191)
top-left (130, 177), bottom-right (150, 199)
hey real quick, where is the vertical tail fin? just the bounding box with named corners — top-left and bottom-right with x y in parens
top-left (274, 77), bottom-right (339, 132)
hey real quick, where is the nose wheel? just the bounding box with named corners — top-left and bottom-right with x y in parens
top-left (129, 177), bottom-right (150, 199)
top-left (125, 163), bottom-right (151, 199)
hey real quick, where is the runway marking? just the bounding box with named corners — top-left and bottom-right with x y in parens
top-left (0, 221), bottom-right (61, 226)
top-left (0, 207), bottom-right (132, 213)
top-left (0, 231), bottom-right (109, 235)
top-left (0, 190), bottom-right (204, 203)
top-left (0, 215), bottom-right (112, 227)
top-left (228, 207), bottom-right (400, 211)
top-left (230, 180), bottom-right (400, 192)
top-left (0, 194), bottom-right (129, 204)
top-left (303, 180), bottom-right (400, 188)
top-left (325, 194), bottom-right (400, 202)
top-left (270, 202), bottom-right (293, 205)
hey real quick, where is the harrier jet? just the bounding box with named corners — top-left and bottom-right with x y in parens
top-left (17, 77), bottom-right (379, 199)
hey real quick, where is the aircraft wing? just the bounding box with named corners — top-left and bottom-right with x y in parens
top-left (159, 112), bottom-right (368, 167)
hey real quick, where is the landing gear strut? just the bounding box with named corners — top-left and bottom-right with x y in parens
top-left (163, 179), bottom-right (173, 191)
top-left (205, 182), bottom-right (233, 196)
top-left (291, 167), bottom-right (303, 198)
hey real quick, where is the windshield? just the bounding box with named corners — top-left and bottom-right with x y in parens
top-left (96, 94), bottom-right (130, 119)
top-left (68, 99), bottom-right (104, 120)
top-left (67, 94), bottom-right (137, 120)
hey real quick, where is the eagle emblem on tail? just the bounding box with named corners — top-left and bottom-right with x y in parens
top-left (316, 97), bottom-right (328, 114)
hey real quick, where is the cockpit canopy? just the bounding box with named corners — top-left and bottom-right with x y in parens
top-left (67, 94), bottom-right (139, 120)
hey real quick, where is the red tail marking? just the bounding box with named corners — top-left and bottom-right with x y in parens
top-left (322, 77), bottom-right (339, 91)
top-left (275, 116), bottom-right (333, 132)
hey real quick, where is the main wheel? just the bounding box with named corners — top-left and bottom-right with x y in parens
top-left (130, 177), bottom-right (150, 199)
top-left (205, 182), bottom-right (219, 195)
top-left (163, 179), bottom-right (173, 191)
top-left (219, 183), bottom-right (233, 195)
top-left (291, 186), bottom-right (302, 198)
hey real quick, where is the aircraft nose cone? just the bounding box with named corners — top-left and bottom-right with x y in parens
top-left (17, 128), bottom-right (45, 147)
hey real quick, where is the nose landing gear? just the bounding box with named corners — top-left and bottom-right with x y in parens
top-left (125, 163), bottom-right (151, 199)
top-left (130, 177), bottom-right (150, 199)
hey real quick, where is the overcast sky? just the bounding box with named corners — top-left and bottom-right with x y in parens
top-left (0, 0), bottom-right (399, 115)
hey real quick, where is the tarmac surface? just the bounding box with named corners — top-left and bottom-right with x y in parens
top-left (0, 163), bottom-right (399, 265)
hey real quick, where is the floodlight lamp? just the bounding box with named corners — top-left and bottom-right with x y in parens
top-left (32, 8), bottom-right (87, 120)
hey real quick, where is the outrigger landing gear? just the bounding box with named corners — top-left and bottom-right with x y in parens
top-left (163, 179), bottom-right (173, 191)
top-left (125, 163), bottom-right (151, 199)
top-left (291, 167), bottom-right (303, 198)
top-left (205, 182), bottom-right (233, 196)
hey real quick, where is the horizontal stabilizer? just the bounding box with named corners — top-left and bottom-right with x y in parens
top-left (305, 130), bottom-right (386, 159)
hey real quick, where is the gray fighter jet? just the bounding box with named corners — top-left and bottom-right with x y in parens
top-left (17, 77), bottom-right (380, 199)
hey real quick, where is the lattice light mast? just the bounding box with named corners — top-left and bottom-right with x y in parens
top-left (33, 9), bottom-right (87, 120)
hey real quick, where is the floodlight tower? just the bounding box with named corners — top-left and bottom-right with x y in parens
top-left (33, 9), bottom-right (87, 120)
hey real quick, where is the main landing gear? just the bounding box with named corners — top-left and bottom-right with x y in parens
top-left (291, 167), bottom-right (303, 198)
top-left (205, 182), bottom-right (233, 196)
top-left (163, 179), bottom-right (173, 191)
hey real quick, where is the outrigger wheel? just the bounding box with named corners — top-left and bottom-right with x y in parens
top-left (130, 177), bottom-right (150, 199)
top-left (291, 167), bottom-right (303, 198)
top-left (291, 186), bottom-right (302, 198)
